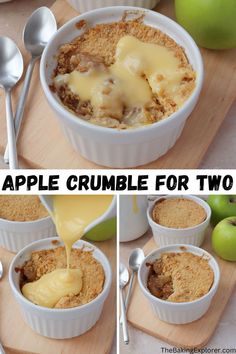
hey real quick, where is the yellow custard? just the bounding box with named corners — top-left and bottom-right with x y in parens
top-left (22, 195), bottom-right (113, 308)
top-left (132, 195), bottom-right (139, 214)
top-left (53, 195), bottom-right (113, 267)
top-left (54, 35), bottom-right (185, 120)
top-left (22, 268), bottom-right (83, 308)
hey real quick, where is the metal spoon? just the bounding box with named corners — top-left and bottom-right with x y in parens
top-left (0, 36), bottom-right (23, 169)
top-left (4, 7), bottom-right (57, 164)
top-left (0, 342), bottom-right (5, 354)
top-left (0, 260), bottom-right (3, 279)
top-left (119, 263), bottom-right (129, 345)
top-left (125, 248), bottom-right (145, 311)
top-left (0, 261), bottom-right (5, 354)
top-left (0, 334), bottom-right (4, 353)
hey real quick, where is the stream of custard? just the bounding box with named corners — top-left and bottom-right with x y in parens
top-left (22, 195), bottom-right (113, 308)
top-left (132, 195), bottom-right (139, 214)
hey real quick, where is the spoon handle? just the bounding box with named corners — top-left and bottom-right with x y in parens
top-left (0, 260), bottom-right (3, 279)
top-left (0, 341), bottom-right (5, 354)
top-left (5, 90), bottom-right (18, 169)
top-left (120, 288), bottom-right (129, 345)
top-left (125, 270), bottom-right (135, 311)
top-left (119, 271), bottom-right (134, 325)
top-left (4, 57), bottom-right (38, 164)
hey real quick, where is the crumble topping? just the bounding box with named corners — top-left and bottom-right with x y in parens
top-left (147, 252), bottom-right (214, 302)
top-left (0, 196), bottom-right (48, 222)
top-left (152, 198), bottom-right (206, 229)
top-left (19, 246), bottom-right (105, 308)
top-left (51, 18), bottom-right (196, 129)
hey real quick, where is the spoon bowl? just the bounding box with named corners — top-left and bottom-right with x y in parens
top-left (24, 7), bottom-right (57, 58)
top-left (0, 37), bottom-right (23, 90)
top-left (119, 262), bottom-right (129, 289)
top-left (0, 36), bottom-right (23, 169)
top-left (119, 262), bottom-right (129, 344)
top-left (4, 7), bottom-right (57, 164)
top-left (123, 248), bottom-right (145, 312)
top-left (129, 248), bottom-right (145, 272)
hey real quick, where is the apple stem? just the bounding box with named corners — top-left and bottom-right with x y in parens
top-left (229, 219), bottom-right (236, 227)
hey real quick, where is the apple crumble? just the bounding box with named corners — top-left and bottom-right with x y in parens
top-left (152, 198), bottom-right (206, 228)
top-left (19, 246), bottom-right (105, 308)
top-left (147, 252), bottom-right (214, 302)
top-left (51, 17), bottom-right (196, 129)
top-left (0, 196), bottom-right (48, 222)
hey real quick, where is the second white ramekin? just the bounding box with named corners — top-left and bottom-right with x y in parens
top-left (138, 244), bottom-right (220, 324)
top-left (9, 237), bottom-right (112, 339)
top-left (67, 0), bottom-right (160, 13)
top-left (40, 6), bottom-right (204, 168)
top-left (147, 195), bottom-right (211, 247)
top-left (0, 216), bottom-right (56, 253)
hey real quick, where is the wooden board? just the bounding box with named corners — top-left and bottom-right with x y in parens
top-left (0, 0), bottom-right (236, 169)
top-left (127, 230), bottom-right (236, 349)
top-left (0, 238), bottom-right (116, 354)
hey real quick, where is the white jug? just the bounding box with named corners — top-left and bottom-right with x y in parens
top-left (119, 195), bottom-right (149, 242)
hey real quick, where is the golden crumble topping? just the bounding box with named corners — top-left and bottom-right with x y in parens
top-left (147, 252), bottom-right (214, 302)
top-left (51, 17), bottom-right (196, 129)
top-left (19, 246), bottom-right (105, 309)
top-left (152, 198), bottom-right (206, 229)
top-left (0, 196), bottom-right (48, 222)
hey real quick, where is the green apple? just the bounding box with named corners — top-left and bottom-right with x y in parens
top-left (84, 217), bottom-right (116, 241)
top-left (175, 0), bottom-right (236, 49)
top-left (207, 195), bottom-right (236, 226)
top-left (212, 217), bottom-right (236, 261)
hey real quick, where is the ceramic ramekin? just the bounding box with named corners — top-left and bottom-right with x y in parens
top-left (67, 0), bottom-right (160, 12)
top-left (147, 195), bottom-right (211, 247)
top-left (0, 216), bottom-right (56, 253)
top-left (138, 244), bottom-right (220, 324)
top-left (40, 6), bottom-right (204, 168)
top-left (9, 237), bottom-right (112, 339)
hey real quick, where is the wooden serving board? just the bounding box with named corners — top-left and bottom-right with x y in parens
top-left (127, 230), bottom-right (236, 349)
top-left (0, 238), bottom-right (116, 354)
top-left (0, 0), bottom-right (236, 169)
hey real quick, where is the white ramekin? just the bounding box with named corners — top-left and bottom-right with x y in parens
top-left (67, 0), bottom-right (160, 12)
top-left (138, 244), bottom-right (220, 324)
top-left (9, 237), bottom-right (112, 339)
top-left (40, 6), bottom-right (204, 168)
top-left (147, 195), bottom-right (211, 247)
top-left (0, 216), bottom-right (56, 253)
